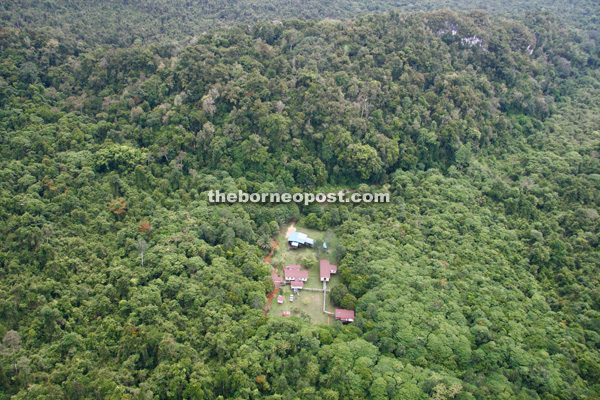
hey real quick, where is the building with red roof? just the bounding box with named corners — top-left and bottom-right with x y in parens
top-left (319, 260), bottom-right (338, 282)
top-left (290, 281), bottom-right (304, 290)
top-left (335, 309), bottom-right (354, 322)
top-left (277, 295), bottom-right (284, 304)
top-left (283, 267), bottom-right (309, 282)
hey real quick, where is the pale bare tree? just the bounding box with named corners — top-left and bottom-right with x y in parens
top-left (135, 239), bottom-right (149, 267)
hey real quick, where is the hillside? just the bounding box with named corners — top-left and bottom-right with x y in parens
top-left (2, 0), bottom-right (600, 46)
top-left (0, 8), bottom-right (599, 400)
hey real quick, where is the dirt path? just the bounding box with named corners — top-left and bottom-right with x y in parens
top-left (264, 239), bottom-right (282, 315)
top-left (284, 222), bottom-right (296, 239)
top-left (264, 222), bottom-right (296, 315)
top-left (263, 239), bottom-right (278, 264)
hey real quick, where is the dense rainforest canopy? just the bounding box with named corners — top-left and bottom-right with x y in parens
top-left (1, 3), bottom-right (600, 400)
top-left (3, 0), bottom-right (600, 47)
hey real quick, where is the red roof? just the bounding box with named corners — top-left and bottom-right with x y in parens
top-left (335, 309), bottom-right (354, 321)
top-left (284, 269), bottom-right (309, 281)
top-left (319, 263), bottom-right (330, 280)
top-left (277, 295), bottom-right (284, 303)
top-left (285, 264), bottom-right (301, 270)
top-left (290, 281), bottom-right (304, 289)
top-left (320, 259), bottom-right (337, 274)
top-left (282, 311), bottom-right (291, 316)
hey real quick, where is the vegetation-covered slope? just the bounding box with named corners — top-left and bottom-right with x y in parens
top-left (3, 0), bottom-right (600, 47)
top-left (0, 9), bottom-right (599, 399)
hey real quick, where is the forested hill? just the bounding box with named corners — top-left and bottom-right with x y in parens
top-left (1, 9), bottom-right (600, 399)
top-left (3, 0), bottom-right (600, 46)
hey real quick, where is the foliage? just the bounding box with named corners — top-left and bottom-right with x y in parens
top-left (2, 0), bottom-right (599, 48)
top-left (0, 6), bottom-right (599, 400)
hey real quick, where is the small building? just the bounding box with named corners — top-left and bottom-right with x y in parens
top-left (282, 311), bottom-right (291, 316)
top-left (335, 309), bottom-right (354, 322)
top-left (277, 295), bottom-right (284, 304)
top-left (291, 281), bottom-right (304, 290)
top-left (288, 231), bottom-right (314, 248)
top-left (319, 260), bottom-right (338, 282)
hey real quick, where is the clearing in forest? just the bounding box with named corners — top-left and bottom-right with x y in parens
top-left (267, 224), bottom-right (339, 324)
top-left (269, 285), bottom-right (337, 325)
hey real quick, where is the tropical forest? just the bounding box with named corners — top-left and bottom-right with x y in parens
top-left (0, 0), bottom-right (599, 399)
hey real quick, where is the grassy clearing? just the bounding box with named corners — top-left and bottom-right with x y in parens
top-left (268, 225), bottom-right (339, 324)
top-left (271, 228), bottom-right (340, 289)
top-left (270, 286), bottom-right (335, 325)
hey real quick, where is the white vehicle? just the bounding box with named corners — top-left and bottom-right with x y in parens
top-left (290, 295), bottom-right (294, 302)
